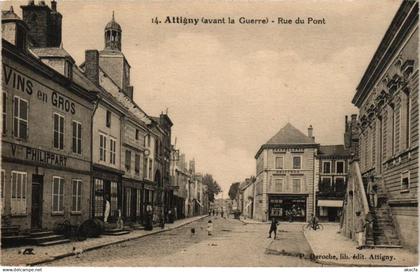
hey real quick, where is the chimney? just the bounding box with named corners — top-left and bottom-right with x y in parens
top-left (85, 50), bottom-right (99, 86)
top-left (51, 0), bottom-right (57, 11)
top-left (308, 125), bottom-right (313, 138)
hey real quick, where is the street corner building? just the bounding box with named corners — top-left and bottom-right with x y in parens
top-left (341, 1), bottom-right (418, 252)
top-left (1, 3), bottom-right (97, 232)
top-left (254, 123), bottom-right (319, 222)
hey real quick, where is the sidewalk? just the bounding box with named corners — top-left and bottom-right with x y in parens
top-left (304, 223), bottom-right (418, 267)
top-left (1, 215), bottom-right (208, 267)
top-left (239, 217), bottom-right (269, 224)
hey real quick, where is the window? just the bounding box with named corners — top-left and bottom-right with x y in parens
top-left (335, 177), bottom-right (345, 193)
top-left (64, 61), bottom-right (72, 79)
top-left (125, 150), bottom-right (131, 171)
top-left (402, 89), bottom-right (411, 149)
top-left (135, 154), bottom-right (140, 175)
top-left (143, 156), bottom-right (148, 179)
top-left (94, 178), bottom-right (104, 217)
top-left (71, 179), bottom-right (82, 212)
top-left (11, 171), bottom-right (27, 214)
top-left (3, 93), bottom-right (6, 134)
top-left (110, 137), bottom-right (116, 164)
top-left (275, 157), bottom-right (284, 169)
top-left (292, 156), bottom-right (301, 170)
top-left (125, 188), bottom-right (131, 217)
top-left (292, 178), bottom-right (301, 193)
top-left (391, 104), bottom-right (396, 155)
top-left (13, 96), bottom-right (28, 140)
top-left (136, 189), bottom-right (141, 217)
top-left (72, 121), bottom-right (82, 154)
top-left (401, 171), bottom-right (410, 191)
top-left (320, 177), bottom-right (332, 192)
top-left (110, 181), bottom-right (118, 213)
top-left (99, 134), bottom-right (107, 162)
top-left (155, 139), bottom-right (159, 157)
top-left (135, 129), bottom-right (140, 140)
top-left (52, 176), bottom-right (64, 213)
top-left (16, 26), bottom-right (27, 51)
top-left (1, 170), bottom-right (5, 214)
top-left (273, 178), bottom-right (284, 192)
top-left (106, 110), bottom-right (111, 128)
top-left (336, 161), bottom-right (344, 174)
top-left (323, 161), bottom-right (331, 173)
top-left (53, 113), bottom-right (64, 149)
top-left (148, 158), bottom-right (153, 179)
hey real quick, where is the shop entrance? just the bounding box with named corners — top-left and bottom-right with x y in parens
top-left (268, 195), bottom-right (307, 222)
top-left (31, 174), bottom-right (43, 229)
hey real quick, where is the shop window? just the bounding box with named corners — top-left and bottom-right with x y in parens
top-left (292, 156), bottom-right (301, 170)
top-left (323, 161), bottom-right (331, 173)
top-left (3, 92), bottom-right (7, 134)
top-left (136, 189), bottom-right (141, 217)
top-left (292, 178), bottom-right (301, 192)
top-left (71, 179), bottom-right (82, 212)
top-left (94, 178), bottom-right (104, 217)
top-left (1, 170), bottom-right (5, 214)
top-left (135, 154), bottom-right (140, 175)
top-left (110, 181), bottom-right (118, 213)
top-left (52, 176), bottom-right (64, 213)
top-left (125, 150), bottom-right (132, 171)
top-left (13, 96), bottom-right (28, 140)
top-left (125, 188), bottom-right (131, 217)
top-left (110, 137), bottom-right (116, 164)
top-left (53, 113), bottom-right (64, 150)
top-left (72, 121), bottom-right (82, 154)
top-left (336, 161), bottom-right (344, 174)
top-left (99, 134), bottom-right (107, 162)
top-left (11, 171), bottom-right (27, 215)
top-left (275, 157), bottom-right (283, 169)
top-left (106, 110), bottom-right (111, 128)
top-left (401, 171), bottom-right (410, 191)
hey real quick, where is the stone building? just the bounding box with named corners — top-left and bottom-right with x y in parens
top-left (315, 145), bottom-right (351, 222)
top-left (170, 150), bottom-right (190, 219)
top-left (342, 0), bottom-right (418, 252)
top-left (254, 123), bottom-right (318, 222)
top-left (1, 4), bottom-right (97, 233)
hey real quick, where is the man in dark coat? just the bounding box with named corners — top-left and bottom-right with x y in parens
top-left (268, 217), bottom-right (279, 239)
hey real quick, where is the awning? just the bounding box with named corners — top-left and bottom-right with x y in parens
top-left (318, 200), bottom-right (343, 207)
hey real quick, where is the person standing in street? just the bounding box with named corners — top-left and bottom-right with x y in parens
top-left (366, 177), bottom-right (378, 208)
top-left (207, 220), bottom-right (214, 236)
top-left (104, 195), bottom-right (110, 223)
top-left (268, 217), bottom-right (279, 239)
top-left (355, 211), bottom-right (366, 249)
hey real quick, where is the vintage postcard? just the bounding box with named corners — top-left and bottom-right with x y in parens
top-left (0, 0), bottom-right (418, 270)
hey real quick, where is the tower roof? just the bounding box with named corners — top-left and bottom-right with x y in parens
top-left (105, 11), bottom-right (121, 31)
top-left (2, 6), bottom-right (23, 22)
top-left (265, 123), bottom-right (315, 145)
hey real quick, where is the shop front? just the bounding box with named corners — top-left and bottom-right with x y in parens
top-left (317, 199), bottom-right (343, 222)
top-left (268, 194), bottom-right (308, 222)
top-left (122, 178), bottom-right (143, 223)
top-left (92, 164), bottom-right (123, 223)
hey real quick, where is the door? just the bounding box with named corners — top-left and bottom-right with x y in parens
top-left (31, 175), bottom-right (43, 229)
top-left (328, 207), bottom-right (338, 222)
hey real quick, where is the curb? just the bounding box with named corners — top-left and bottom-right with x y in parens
top-left (28, 215), bottom-right (208, 266)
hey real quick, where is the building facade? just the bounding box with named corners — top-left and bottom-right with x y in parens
top-left (315, 145), bottom-right (351, 222)
top-left (1, 4), bottom-right (96, 231)
top-left (254, 123), bottom-right (318, 222)
top-left (351, 1), bottom-right (418, 251)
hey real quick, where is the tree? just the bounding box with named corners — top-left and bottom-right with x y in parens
top-left (228, 182), bottom-right (240, 201)
top-left (202, 174), bottom-right (221, 202)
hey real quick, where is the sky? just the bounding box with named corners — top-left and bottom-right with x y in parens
top-left (3, 0), bottom-right (401, 194)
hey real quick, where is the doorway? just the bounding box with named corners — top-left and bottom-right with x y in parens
top-left (31, 174), bottom-right (43, 230)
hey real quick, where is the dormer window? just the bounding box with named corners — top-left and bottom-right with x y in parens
top-left (64, 60), bottom-right (72, 79)
top-left (15, 26), bottom-right (27, 51)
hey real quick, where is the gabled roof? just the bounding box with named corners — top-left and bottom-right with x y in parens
top-left (318, 145), bottom-right (351, 157)
top-left (266, 123), bottom-right (315, 145)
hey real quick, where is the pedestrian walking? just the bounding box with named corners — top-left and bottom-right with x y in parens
top-left (268, 217), bottom-right (279, 239)
top-left (104, 194), bottom-right (110, 223)
top-left (366, 177), bottom-right (378, 208)
top-left (309, 213), bottom-right (319, 230)
top-left (207, 220), bottom-right (214, 236)
top-left (355, 211), bottom-right (366, 249)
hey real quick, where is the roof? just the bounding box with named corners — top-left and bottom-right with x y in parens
top-left (2, 7), bottom-right (21, 21)
top-left (31, 47), bottom-right (75, 63)
top-left (318, 145), bottom-right (351, 157)
top-left (266, 123), bottom-right (315, 145)
top-left (105, 12), bottom-right (121, 31)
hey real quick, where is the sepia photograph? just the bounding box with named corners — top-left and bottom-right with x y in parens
top-left (0, 0), bottom-right (418, 270)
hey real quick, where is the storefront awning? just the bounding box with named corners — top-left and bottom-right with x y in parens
top-left (318, 200), bottom-right (343, 207)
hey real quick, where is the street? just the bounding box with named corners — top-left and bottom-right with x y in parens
top-left (46, 217), bottom-right (322, 266)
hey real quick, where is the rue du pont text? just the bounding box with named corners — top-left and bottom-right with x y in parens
top-left (152, 16), bottom-right (326, 25)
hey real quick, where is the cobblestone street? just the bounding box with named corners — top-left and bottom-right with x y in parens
top-left (46, 217), bottom-right (321, 267)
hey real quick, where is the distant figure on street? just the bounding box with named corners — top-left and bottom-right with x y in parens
top-left (221, 209), bottom-right (224, 218)
top-left (116, 209), bottom-right (123, 230)
top-left (268, 217), bottom-right (279, 239)
top-left (145, 204), bottom-right (153, 230)
top-left (367, 177), bottom-right (378, 208)
top-left (207, 220), bottom-right (213, 236)
top-left (355, 211), bottom-right (366, 250)
top-left (104, 195), bottom-right (110, 223)
top-left (212, 209), bottom-right (215, 216)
